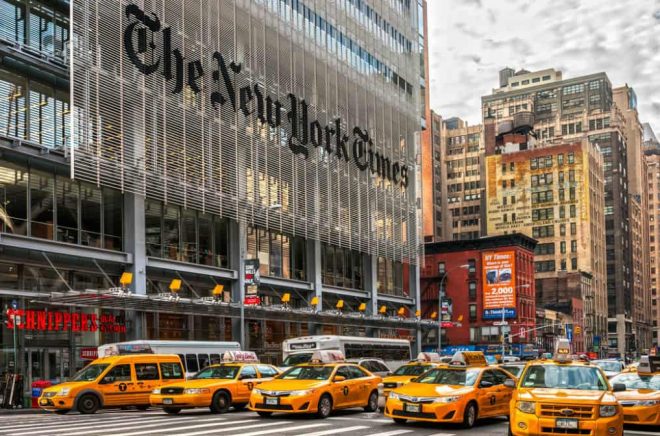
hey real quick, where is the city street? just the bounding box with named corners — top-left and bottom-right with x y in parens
top-left (0, 409), bottom-right (657, 436)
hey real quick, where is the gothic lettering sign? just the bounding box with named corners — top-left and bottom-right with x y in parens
top-left (122, 4), bottom-right (409, 189)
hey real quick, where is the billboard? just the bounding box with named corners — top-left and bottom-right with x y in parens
top-left (482, 251), bottom-right (516, 313)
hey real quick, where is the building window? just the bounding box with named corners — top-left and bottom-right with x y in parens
top-left (571, 240), bottom-right (577, 253)
top-left (469, 281), bottom-right (477, 300)
top-left (469, 304), bottom-right (477, 321)
top-left (571, 258), bottom-right (578, 270)
top-left (375, 256), bottom-right (404, 296)
top-left (560, 241), bottom-right (566, 254)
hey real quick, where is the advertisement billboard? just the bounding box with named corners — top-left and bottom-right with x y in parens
top-left (482, 251), bottom-right (516, 313)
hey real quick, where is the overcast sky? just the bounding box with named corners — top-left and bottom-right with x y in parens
top-left (427, 0), bottom-right (660, 135)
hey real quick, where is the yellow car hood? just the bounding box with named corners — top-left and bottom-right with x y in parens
top-left (257, 379), bottom-right (328, 391)
top-left (162, 379), bottom-right (235, 389)
top-left (518, 388), bottom-right (616, 403)
top-left (42, 381), bottom-right (85, 393)
top-left (614, 389), bottom-right (660, 401)
top-left (383, 375), bottom-right (417, 384)
top-left (395, 382), bottom-right (473, 397)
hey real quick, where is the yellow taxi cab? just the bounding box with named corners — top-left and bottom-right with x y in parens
top-left (379, 352), bottom-right (445, 405)
top-left (384, 351), bottom-right (516, 428)
top-left (509, 339), bottom-right (624, 436)
top-left (150, 351), bottom-right (280, 414)
top-left (611, 355), bottom-right (660, 426)
top-left (39, 354), bottom-right (184, 414)
top-left (248, 350), bottom-right (381, 418)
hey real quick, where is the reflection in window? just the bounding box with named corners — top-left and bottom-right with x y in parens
top-left (321, 243), bottom-right (363, 290)
top-left (29, 169), bottom-right (53, 239)
top-left (56, 175), bottom-right (78, 243)
top-left (246, 226), bottom-right (305, 280)
top-left (80, 183), bottom-right (101, 247)
top-left (0, 162), bottom-right (28, 235)
top-left (377, 256), bottom-right (405, 296)
top-left (103, 189), bottom-right (122, 251)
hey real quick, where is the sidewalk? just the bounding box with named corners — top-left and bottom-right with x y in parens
top-left (0, 408), bottom-right (47, 415)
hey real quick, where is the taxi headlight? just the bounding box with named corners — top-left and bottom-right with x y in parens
top-left (288, 389), bottom-right (313, 397)
top-left (388, 392), bottom-right (400, 400)
top-left (184, 388), bottom-right (211, 395)
top-left (152, 388), bottom-right (161, 395)
top-left (57, 388), bottom-right (71, 397)
top-left (516, 401), bottom-right (536, 414)
top-left (433, 396), bottom-right (460, 403)
top-left (630, 400), bottom-right (659, 406)
top-left (599, 405), bottom-right (618, 417)
top-left (378, 383), bottom-right (384, 389)
top-left (252, 389), bottom-right (263, 395)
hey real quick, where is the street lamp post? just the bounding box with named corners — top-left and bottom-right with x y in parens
top-left (438, 264), bottom-right (470, 354)
top-left (500, 283), bottom-right (530, 357)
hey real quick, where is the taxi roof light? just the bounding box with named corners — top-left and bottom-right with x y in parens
top-left (553, 338), bottom-right (572, 362)
top-left (415, 352), bottom-right (442, 363)
top-left (449, 351), bottom-right (487, 368)
top-left (222, 351), bottom-right (259, 363)
top-left (638, 355), bottom-right (660, 374)
top-left (310, 350), bottom-right (345, 364)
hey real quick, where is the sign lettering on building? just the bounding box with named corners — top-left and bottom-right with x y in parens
top-left (5, 309), bottom-right (126, 333)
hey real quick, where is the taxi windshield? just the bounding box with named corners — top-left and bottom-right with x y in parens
top-left (282, 353), bottom-right (313, 367)
top-left (393, 365), bottom-right (429, 376)
top-left (610, 373), bottom-right (660, 390)
top-left (414, 368), bottom-right (480, 386)
top-left (72, 364), bottom-right (109, 381)
top-left (594, 361), bottom-right (623, 373)
top-left (279, 365), bottom-right (334, 380)
top-left (521, 365), bottom-right (608, 390)
top-left (501, 365), bottom-right (524, 377)
top-left (192, 366), bottom-right (239, 380)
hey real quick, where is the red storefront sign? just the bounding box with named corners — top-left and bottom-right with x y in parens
top-left (5, 309), bottom-right (126, 333)
top-left (80, 347), bottom-right (99, 360)
top-left (243, 296), bottom-right (261, 306)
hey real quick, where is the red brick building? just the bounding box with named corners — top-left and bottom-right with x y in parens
top-left (421, 234), bottom-right (537, 354)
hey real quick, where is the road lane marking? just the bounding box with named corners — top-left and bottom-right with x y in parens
top-left (6, 416), bottom-right (192, 435)
top-left (238, 423), bottom-right (331, 436)
top-left (328, 417), bottom-right (393, 423)
top-left (55, 417), bottom-right (221, 436)
top-left (175, 421), bottom-right (294, 436)
top-left (295, 425), bottom-right (369, 436)
top-left (625, 432), bottom-right (660, 435)
top-left (364, 430), bottom-right (414, 436)
top-left (424, 433), bottom-right (456, 436)
top-left (0, 414), bottom-right (137, 429)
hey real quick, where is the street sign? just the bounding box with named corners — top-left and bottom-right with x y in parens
top-left (565, 323), bottom-right (574, 341)
top-left (519, 327), bottom-right (526, 339)
top-left (493, 321), bottom-right (509, 326)
top-left (244, 259), bottom-right (260, 285)
top-left (244, 295), bottom-right (261, 306)
top-left (575, 325), bottom-right (582, 335)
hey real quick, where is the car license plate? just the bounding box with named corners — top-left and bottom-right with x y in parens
top-left (163, 398), bottom-right (173, 405)
top-left (404, 403), bottom-right (420, 413)
top-left (556, 418), bottom-right (578, 429)
top-left (265, 397), bottom-right (278, 406)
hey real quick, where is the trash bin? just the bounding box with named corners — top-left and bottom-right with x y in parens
top-left (31, 380), bottom-right (52, 408)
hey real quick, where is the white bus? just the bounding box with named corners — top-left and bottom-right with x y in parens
top-left (282, 336), bottom-right (411, 369)
top-left (98, 340), bottom-right (241, 375)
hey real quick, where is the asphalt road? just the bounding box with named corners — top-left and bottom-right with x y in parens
top-left (0, 408), bottom-right (657, 435)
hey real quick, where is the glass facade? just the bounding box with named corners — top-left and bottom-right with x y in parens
top-left (0, 160), bottom-right (123, 250)
top-left (246, 225), bottom-right (306, 281)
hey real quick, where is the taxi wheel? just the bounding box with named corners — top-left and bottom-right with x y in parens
top-left (316, 394), bottom-right (333, 419)
top-left (136, 405), bottom-right (149, 411)
top-left (257, 411), bottom-right (273, 417)
top-left (363, 390), bottom-right (378, 412)
top-left (233, 403), bottom-right (248, 411)
top-left (163, 407), bottom-right (182, 414)
top-left (210, 391), bottom-right (231, 413)
top-left (77, 394), bottom-right (100, 414)
top-left (54, 410), bottom-right (70, 415)
top-left (462, 402), bottom-right (477, 429)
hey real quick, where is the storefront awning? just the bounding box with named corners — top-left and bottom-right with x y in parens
top-left (45, 289), bottom-right (435, 330)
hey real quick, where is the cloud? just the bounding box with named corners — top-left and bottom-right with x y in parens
top-left (428, 0), bottom-right (660, 134)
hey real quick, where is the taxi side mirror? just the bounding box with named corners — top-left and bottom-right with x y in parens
top-left (333, 375), bottom-right (346, 383)
top-left (504, 379), bottom-right (516, 389)
top-left (612, 383), bottom-right (626, 392)
top-left (480, 380), bottom-right (493, 388)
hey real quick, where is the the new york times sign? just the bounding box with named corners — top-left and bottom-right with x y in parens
top-left (123, 4), bottom-right (410, 188)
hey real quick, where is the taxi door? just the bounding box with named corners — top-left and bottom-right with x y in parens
top-left (476, 370), bottom-right (499, 417)
top-left (348, 366), bottom-right (372, 406)
top-left (330, 366), bottom-right (354, 408)
top-left (134, 362), bottom-right (161, 405)
top-left (493, 369), bottom-right (515, 415)
top-left (97, 364), bottom-right (135, 406)
top-left (235, 365), bottom-right (259, 403)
